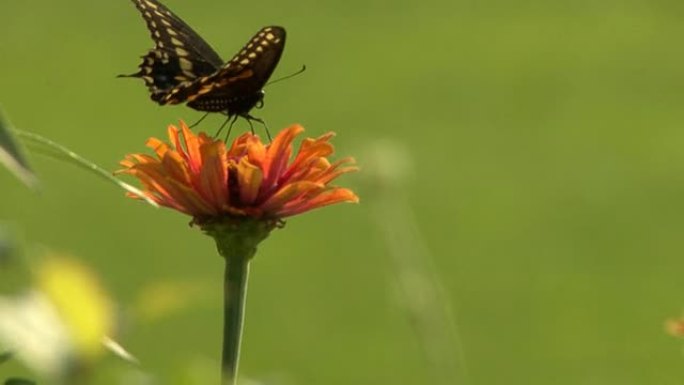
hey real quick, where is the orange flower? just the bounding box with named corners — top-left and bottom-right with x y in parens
top-left (118, 122), bottom-right (358, 220)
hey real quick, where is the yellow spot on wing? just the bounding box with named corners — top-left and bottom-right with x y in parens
top-left (144, 0), bottom-right (159, 9)
top-left (240, 58), bottom-right (250, 65)
top-left (171, 37), bottom-right (183, 46)
top-left (179, 57), bottom-right (193, 71)
top-left (266, 33), bottom-right (275, 40)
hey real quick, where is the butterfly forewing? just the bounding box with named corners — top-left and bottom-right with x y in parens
top-left (132, 0), bottom-right (223, 67)
top-left (124, 0), bottom-right (223, 101)
top-left (222, 26), bottom-right (286, 95)
top-left (166, 26), bottom-right (286, 115)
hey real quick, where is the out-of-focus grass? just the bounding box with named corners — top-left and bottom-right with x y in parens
top-left (2, 0), bottom-right (684, 384)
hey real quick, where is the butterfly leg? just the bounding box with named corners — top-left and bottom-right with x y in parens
top-left (223, 115), bottom-right (240, 143)
top-left (215, 115), bottom-right (234, 138)
top-left (247, 119), bottom-right (256, 136)
top-left (261, 120), bottom-right (273, 142)
top-left (244, 114), bottom-right (272, 142)
top-left (190, 112), bottom-right (210, 128)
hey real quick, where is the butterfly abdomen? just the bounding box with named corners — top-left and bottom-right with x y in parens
top-left (187, 91), bottom-right (265, 115)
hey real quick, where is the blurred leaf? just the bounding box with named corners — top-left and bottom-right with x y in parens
top-left (4, 379), bottom-right (36, 385)
top-left (0, 108), bottom-right (38, 189)
top-left (0, 228), bottom-right (13, 266)
top-left (15, 130), bottom-right (158, 208)
top-left (0, 351), bottom-right (12, 365)
top-left (0, 224), bottom-right (31, 294)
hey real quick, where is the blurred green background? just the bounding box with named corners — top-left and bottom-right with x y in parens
top-left (3, 0), bottom-right (684, 384)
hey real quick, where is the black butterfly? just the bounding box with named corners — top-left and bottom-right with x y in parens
top-left (120, 0), bottom-right (286, 134)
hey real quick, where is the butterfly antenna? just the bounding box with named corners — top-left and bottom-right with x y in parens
top-left (266, 65), bottom-right (306, 87)
top-left (190, 112), bottom-right (210, 128)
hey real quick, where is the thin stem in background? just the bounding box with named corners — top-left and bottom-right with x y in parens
top-left (14, 129), bottom-right (158, 207)
top-left (364, 141), bottom-right (471, 385)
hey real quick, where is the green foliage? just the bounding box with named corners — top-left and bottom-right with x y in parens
top-left (1, 0), bottom-right (684, 384)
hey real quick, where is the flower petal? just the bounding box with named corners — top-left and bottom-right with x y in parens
top-left (236, 157), bottom-right (263, 205)
top-left (259, 181), bottom-right (324, 214)
top-left (197, 141), bottom-right (229, 211)
top-left (277, 188), bottom-right (359, 217)
top-left (261, 125), bottom-right (303, 189)
top-left (180, 121), bottom-right (204, 173)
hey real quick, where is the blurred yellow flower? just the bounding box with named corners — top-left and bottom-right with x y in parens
top-left (0, 255), bottom-right (115, 377)
top-left (36, 256), bottom-right (115, 359)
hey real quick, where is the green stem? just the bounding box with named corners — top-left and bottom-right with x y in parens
top-left (201, 217), bottom-right (278, 385)
top-left (222, 255), bottom-right (250, 385)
